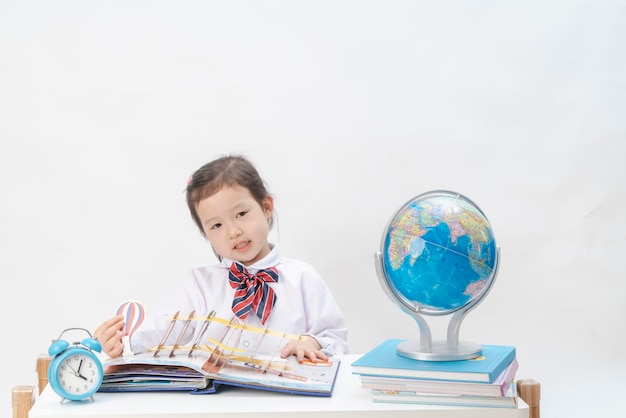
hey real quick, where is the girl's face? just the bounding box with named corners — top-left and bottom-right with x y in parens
top-left (196, 185), bottom-right (273, 266)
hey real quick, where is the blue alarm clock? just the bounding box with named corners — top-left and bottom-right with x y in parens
top-left (47, 328), bottom-right (104, 402)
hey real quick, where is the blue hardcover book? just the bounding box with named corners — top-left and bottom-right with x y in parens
top-left (351, 339), bottom-right (516, 383)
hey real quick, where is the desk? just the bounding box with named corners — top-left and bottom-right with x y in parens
top-left (28, 354), bottom-right (529, 418)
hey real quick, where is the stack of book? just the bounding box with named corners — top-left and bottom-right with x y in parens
top-left (351, 339), bottom-right (519, 408)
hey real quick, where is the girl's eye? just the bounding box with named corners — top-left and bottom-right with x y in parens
top-left (211, 223), bottom-right (222, 230)
top-left (236, 211), bottom-right (247, 219)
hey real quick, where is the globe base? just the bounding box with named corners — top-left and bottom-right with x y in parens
top-left (397, 340), bottom-right (482, 361)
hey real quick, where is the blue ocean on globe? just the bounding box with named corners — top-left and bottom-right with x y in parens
top-left (382, 192), bottom-right (497, 312)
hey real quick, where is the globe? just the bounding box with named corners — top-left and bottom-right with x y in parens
top-left (375, 190), bottom-right (499, 361)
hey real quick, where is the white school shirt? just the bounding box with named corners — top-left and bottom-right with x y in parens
top-left (130, 246), bottom-right (349, 357)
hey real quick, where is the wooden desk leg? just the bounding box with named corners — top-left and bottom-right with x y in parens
top-left (12, 385), bottom-right (35, 418)
top-left (11, 355), bottom-right (51, 418)
top-left (517, 379), bottom-right (541, 418)
top-left (37, 355), bottom-right (51, 394)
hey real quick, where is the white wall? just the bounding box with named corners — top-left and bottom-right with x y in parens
top-left (1, 1), bottom-right (624, 417)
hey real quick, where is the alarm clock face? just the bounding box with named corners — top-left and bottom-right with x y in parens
top-left (49, 349), bottom-right (104, 401)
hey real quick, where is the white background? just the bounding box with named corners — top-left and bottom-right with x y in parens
top-left (1, 1), bottom-right (624, 417)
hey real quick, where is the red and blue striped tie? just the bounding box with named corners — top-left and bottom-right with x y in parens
top-left (228, 262), bottom-right (279, 325)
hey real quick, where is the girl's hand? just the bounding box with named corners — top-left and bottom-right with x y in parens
top-left (279, 335), bottom-right (328, 363)
top-left (94, 315), bottom-right (125, 358)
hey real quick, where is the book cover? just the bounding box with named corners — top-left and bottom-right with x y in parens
top-left (351, 339), bottom-right (516, 383)
top-left (370, 384), bottom-right (518, 408)
top-left (99, 351), bottom-right (340, 397)
top-left (360, 357), bottom-right (518, 397)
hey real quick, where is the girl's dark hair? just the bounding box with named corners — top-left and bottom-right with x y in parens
top-left (186, 155), bottom-right (273, 235)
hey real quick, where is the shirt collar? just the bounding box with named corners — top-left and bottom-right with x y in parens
top-left (221, 244), bottom-right (280, 271)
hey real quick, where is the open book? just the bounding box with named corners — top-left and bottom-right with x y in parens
top-left (98, 311), bottom-right (341, 397)
top-left (100, 351), bottom-right (340, 396)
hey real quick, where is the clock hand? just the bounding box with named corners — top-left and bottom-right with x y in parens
top-left (67, 360), bottom-right (88, 380)
top-left (76, 359), bottom-right (88, 380)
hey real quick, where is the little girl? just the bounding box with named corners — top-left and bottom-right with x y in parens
top-left (95, 155), bottom-right (348, 362)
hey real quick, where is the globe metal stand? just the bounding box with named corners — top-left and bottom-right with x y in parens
top-left (375, 247), bottom-right (500, 362)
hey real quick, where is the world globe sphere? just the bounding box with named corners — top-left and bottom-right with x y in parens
top-left (380, 190), bottom-right (498, 315)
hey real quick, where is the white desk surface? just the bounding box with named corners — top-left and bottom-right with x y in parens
top-left (29, 354), bottom-right (528, 418)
